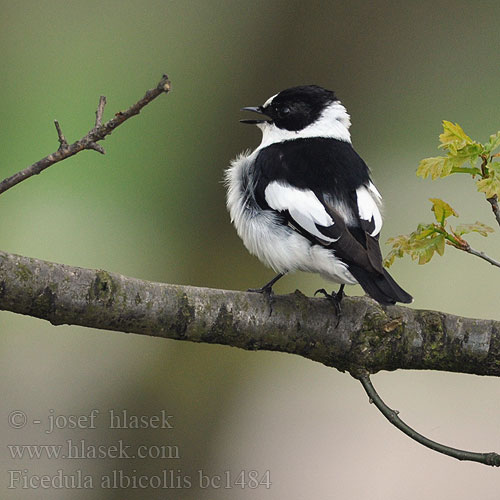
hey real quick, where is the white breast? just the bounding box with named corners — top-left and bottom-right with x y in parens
top-left (225, 152), bottom-right (357, 285)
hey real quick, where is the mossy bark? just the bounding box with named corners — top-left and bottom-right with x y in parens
top-left (1, 249), bottom-right (499, 377)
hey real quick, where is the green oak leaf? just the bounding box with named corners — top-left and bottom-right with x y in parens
top-left (448, 143), bottom-right (483, 167)
top-left (454, 221), bottom-right (494, 237)
top-left (383, 234), bottom-right (410, 267)
top-left (383, 252), bottom-right (397, 268)
top-left (439, 121), bottom-right (473, 150)
top-left (484, 132), bottom-right (500, 155)
top-left (429, 198), bottom-right (457, 225)
top-left (413, 223), bottom-right (437, 240)
top-left (411, 233), bottom-right (445, 264)
top-left (384, 223), bottom-right (446, 267)
top-left (477, 163), bottom-right (500, 198)
top-left (416, 156), bottom-right (451, 180)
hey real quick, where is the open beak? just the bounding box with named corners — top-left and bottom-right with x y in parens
top-left (240, 106), bottom-right (271, 124)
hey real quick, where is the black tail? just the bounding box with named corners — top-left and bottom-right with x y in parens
top-left (348, 266), bottom-right (413, 306)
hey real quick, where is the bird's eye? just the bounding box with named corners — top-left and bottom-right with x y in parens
top-left (281, 106), bottom-right (290, 115)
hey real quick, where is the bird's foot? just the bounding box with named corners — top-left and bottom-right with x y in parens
top-left (247, 283), bottom-right (274, 296)
top-left (247, 273), bottom-right (285, 296)
top-left (248, 280), bottom-right (280, 317)
top-left (314, 285), bottom-right (345, 326)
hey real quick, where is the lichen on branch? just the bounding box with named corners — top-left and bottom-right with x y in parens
top-left (1, 250), bottom-right (499, 378)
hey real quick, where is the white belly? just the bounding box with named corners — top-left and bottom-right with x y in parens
top-left (225, 152), bottom-right (358, 286)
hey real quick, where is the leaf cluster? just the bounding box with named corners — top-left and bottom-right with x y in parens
top-left (384, 199), bottom-right (493, 266)
top-left (416, 121), bottom-right (500, 197)
top-left (385, 122), bottom-right (498, 267)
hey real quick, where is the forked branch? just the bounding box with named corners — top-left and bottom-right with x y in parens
top-left (0, 75), bottom-right (171, 195)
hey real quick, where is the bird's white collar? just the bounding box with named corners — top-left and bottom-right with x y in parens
top-left (255, 101), bottom-right (351, 152)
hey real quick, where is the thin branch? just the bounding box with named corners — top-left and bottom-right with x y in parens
top-left (87, 95), bottom-right (108, 154)
top-left (358, 374), bottom-right (500, 467)
top-left (1, 249), bottom-right (500, 378)
top-left (0, 75), bottom-right (171, 196)
top-left (462, 244), bottom-right (500, 268)
top-left (479, 153), bottom-right (500, 229)
top-left (446, 228), bottom-right (500, 268)
top-left (94, 95), bottom-right (106, 128)
top-left (53, 120), bottom-right (68, 149)
top-left (486, 195), bottom-right (500, 229)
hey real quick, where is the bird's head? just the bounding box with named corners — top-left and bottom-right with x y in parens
top-left (240, 85), bottom-right (351, 143)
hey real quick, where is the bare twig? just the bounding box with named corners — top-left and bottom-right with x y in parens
top-left (462, 244), bottom-right (500, 268)
top-left (358, 374), bottom-right (500, 467)
top-left (94, 95), bottom-right (107, 128)
top-left (486, 195), bottom-right (500, 229)
top-left (448, 229), bottom-right (500, 268)
top-left (87, 95), bottom-right (108, 154)
top-left (54, 120), bottom-right (68, 149)
top-left (0, 75), bottom-right (171, 196)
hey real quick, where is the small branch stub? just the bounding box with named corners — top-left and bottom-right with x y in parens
top-left (54, 120), bottom-right (69, 149)
top-left (95, 96), bottom-right (107, 128)
top-left (88, 142), bottom-right (106, 155)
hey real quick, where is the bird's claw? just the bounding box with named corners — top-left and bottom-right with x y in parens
top-left (314, 287), bottom-right (344, 326)
top-left (248, 284), bottom-right (277, 317)
top-left (247, 285), bottom-right (274, 296)
top-left (314, 288), bottom-right (329, 298)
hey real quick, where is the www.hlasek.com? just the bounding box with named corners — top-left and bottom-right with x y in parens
top-left (8, 469), bottom-right (272, 490)
top-left (8, 439), bottom-right (179, 460)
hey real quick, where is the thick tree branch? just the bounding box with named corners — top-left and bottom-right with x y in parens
top-left (0, 75), bottom-right (171, 195)
top-left (1, 249), bottom-right (500, 378)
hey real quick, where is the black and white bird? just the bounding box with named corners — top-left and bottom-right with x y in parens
top-left (225, 85), bottom-right (412, 307)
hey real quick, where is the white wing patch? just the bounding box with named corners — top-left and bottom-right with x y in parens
top-left (264, 181), bottom-right (338, 242)
top-left (366, 181), bottom-right (382, 203)
top-left (356, 183), bottom-right (383, 236)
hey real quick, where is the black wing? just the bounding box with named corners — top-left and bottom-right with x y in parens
top-left (253, 138), bottom-right (412, 304)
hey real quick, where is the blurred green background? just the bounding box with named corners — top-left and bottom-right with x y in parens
top-left (1, 1), bottom-right (500, 498)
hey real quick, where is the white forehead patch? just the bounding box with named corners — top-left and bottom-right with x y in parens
top-left (263, 93), bottom-right (279, 107)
